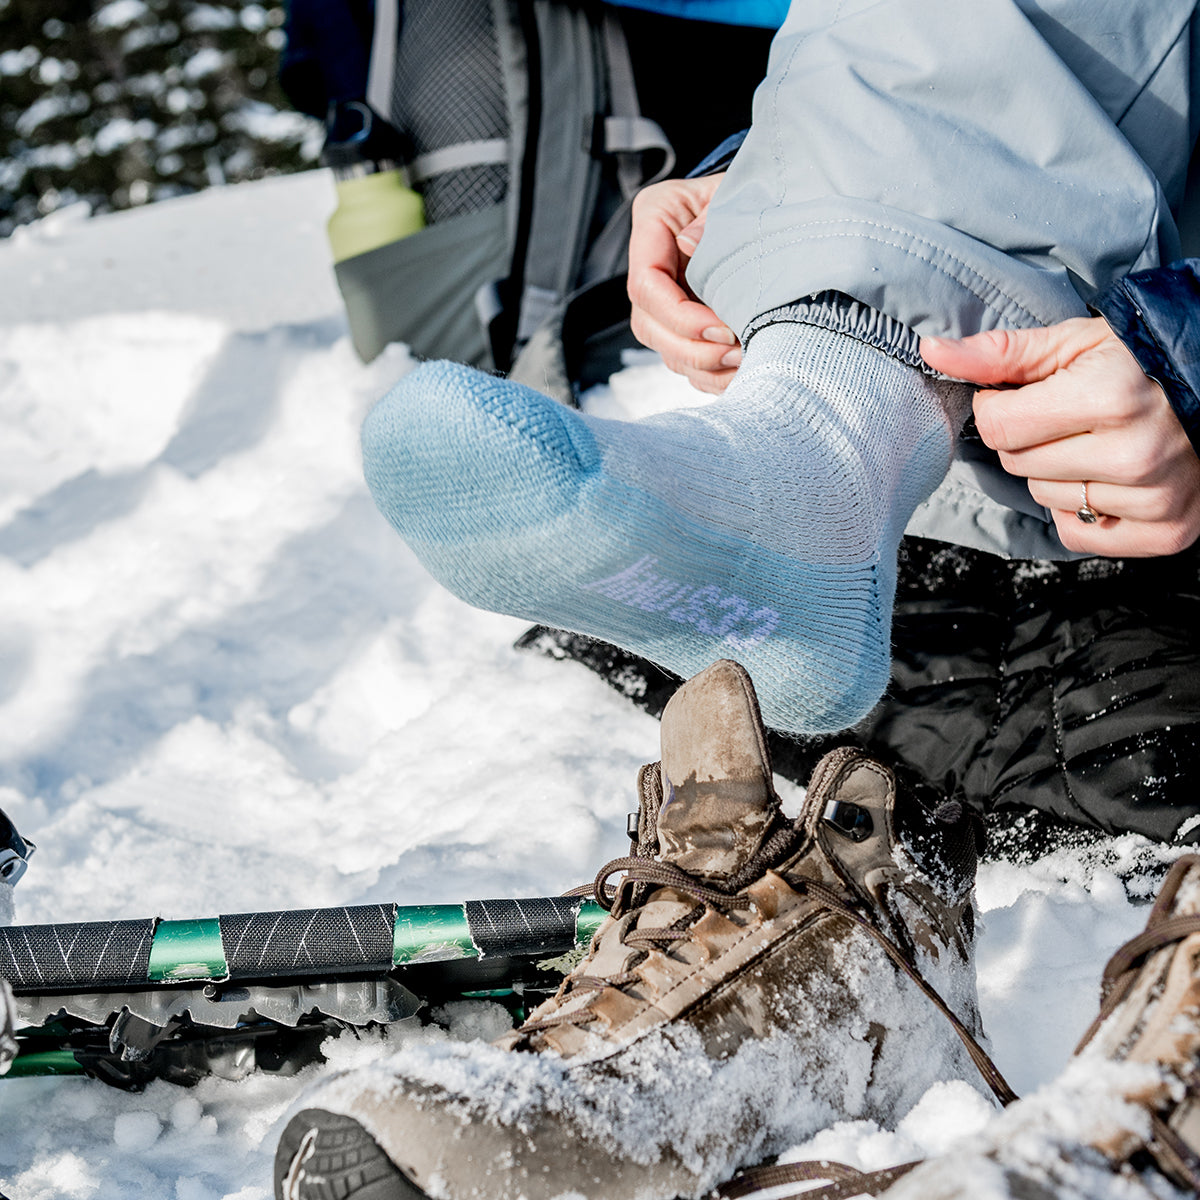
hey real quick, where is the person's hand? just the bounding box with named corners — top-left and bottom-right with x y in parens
top-left (921, 317), bottom-right (1200, 557)
top-left (628, 175), bottom-right (740, 394)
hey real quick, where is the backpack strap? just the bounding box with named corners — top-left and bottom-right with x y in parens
top-left (507, 2), bottom-right (674, 389)
top-left (600, 10), bottom-right (674, 202)
top-left (507, 1), bottom-right (607, 349)
top-left (368, 0), bottom-right (517, 196)
top-left (578, 7), bottom-right (674, 283)
top-left (409, 139), bottom-right (509, 185)
top-left (355, 0), bottom-right (674, 390)
top-left (365, 0), bottom-right (400, 122)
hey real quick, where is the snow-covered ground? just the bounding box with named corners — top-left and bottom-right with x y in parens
top-left (0, 171), bottom-right (1184, 1199)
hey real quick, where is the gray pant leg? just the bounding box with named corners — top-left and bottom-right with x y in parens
top-left (688, 0), bottom-right (1195, 341)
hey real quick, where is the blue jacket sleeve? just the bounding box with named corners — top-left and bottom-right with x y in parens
top-left (687, 131), bottom-right (747, 179)
top-left (1091, 260), bottom-right (1200, 458)
top-left (601, 0), bottom-right (787, 29)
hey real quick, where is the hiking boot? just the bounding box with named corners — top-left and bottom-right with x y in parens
top-left (850, 852), bottom-right (1200, 1200)
top-left (275, 659), bottom-right (992, 1200)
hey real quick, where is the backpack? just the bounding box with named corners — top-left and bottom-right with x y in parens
top-left (281, 0), bottom-right (771, 401)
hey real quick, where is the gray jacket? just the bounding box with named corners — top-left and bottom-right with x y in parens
top-left (688, 0), bottom-right (1200, 559)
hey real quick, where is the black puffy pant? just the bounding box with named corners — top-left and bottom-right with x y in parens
top-left (781, 538), bottom-right (1200, 845)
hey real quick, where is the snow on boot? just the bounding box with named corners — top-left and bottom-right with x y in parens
top-left (864, 853), bottom-right (1200, 1200)
top-left (0, 979), bottom-right (15, 1076)
top-left (275, 659), bottom-right (991, 1200)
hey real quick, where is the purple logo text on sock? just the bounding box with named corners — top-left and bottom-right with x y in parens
top-left (584, 556), bottom-right (779, 650)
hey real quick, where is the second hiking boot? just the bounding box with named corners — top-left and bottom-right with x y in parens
top-left (871, 852), bottom-right (1200, 1200)
top-left (276, 659), bottom-right (995, 1200)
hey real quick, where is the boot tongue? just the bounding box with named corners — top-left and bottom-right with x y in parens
top-left (656, 660), bottom-right (783, 886)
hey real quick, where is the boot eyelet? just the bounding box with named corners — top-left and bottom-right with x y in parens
top-left (821, 800), bottom-right (873, 842)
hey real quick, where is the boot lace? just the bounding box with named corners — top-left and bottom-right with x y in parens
top-left (519, 856), bottom-right (751, 1035)
top-left (1075, 854), bottom-right (1200, 1193)
top-left (525, 855), bottom-right (1018, 1119)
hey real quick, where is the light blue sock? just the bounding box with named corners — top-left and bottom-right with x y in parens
top-left (362, 323), bottom-right (969, 733)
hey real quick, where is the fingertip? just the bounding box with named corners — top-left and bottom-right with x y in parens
top-left (920, 334), bottom-right (979, 384)
top-left (919, 333), bottom-right (969, 368)
top-left (701, 326), bottom-right (738, 346)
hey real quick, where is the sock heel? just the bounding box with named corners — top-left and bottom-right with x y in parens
top-left (362, 362), bottom-right (600, 541)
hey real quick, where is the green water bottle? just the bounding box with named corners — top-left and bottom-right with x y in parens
top-left (327, 164), bottom-right (425, 264)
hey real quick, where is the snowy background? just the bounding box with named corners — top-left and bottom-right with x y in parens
top-left (1, 0), bottom-right (320, 237)
top-left (0, 170), bottom-right (1187, 1199)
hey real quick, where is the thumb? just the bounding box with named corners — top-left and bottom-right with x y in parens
top-left (920, 320), bottom-right (1101, 386)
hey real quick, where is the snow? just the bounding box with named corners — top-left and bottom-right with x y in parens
top-left (224, 101), bottom-right (323, 154)
top-left (185, 6), bottom-right (241, 33)
top-left (183, 46), bottom-right (228, 82)
top-left (0, 47), bottom-right (42, 77)
top-left (94, 116), bottom-right (159, 154)
top-left (16, 95), bottom-right (76, 139)
top-left (0, 168), bottom-right (1187, 1198)
top-left (92, 0), bottom-right (152, 32)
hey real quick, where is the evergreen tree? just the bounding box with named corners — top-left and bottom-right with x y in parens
top-left (0, 0), bottom-right (321, 235)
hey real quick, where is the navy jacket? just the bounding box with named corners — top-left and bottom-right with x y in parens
top-left (1092, 261), bottom-right (1200, 459)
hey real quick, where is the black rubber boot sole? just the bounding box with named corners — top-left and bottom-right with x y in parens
top-left (275, 1109), bottom-right (431, 1200)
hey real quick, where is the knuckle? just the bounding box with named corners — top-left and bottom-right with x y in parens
top-left (684, 369), bottom-right (726, 395)
top-left (631, 182), bottom-right (664, 218)
top-left (970, 327), bottom-right (1022, 366)
top-left (627, 273), bottom-right (655, 313)
top-left (660, 344), bottom-right (726, 376)
top-left (1155, 520), bottom-right (1200, 558)
top-left (1108, 441), bottom-right (1158, 485)
top-left (1087, 373), bottom-right (1140, 423)
top-left (1054, 518), bottom-right (1088, 553)
top-left (1138, 490), bottom-right (1174, 523)
top-left (997, 449), bottom-right (1024, 478)
top-left (990, 328), bottom-right (1022, 361)
top-left (1146, 480), bottom-right (1197, 523)
top-left (1026, 479), bottom-right (1051, 507)
top-left (685, 345), bottom-right (729, 372)
top-left (973, 403), bottom-right (1012, 450)
top-left (987, 326), bottom-right (1046, 376)
top-left (1148, 439), bottom-right (1187, 480)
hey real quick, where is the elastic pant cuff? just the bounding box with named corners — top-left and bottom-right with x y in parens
top-left (745, 292), bottom-right (933, 377)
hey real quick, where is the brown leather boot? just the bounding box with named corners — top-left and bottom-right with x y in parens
top-left (277, 660), bottom-right (992, 1200)
top-left (863, 853), bottom-right (1200, 1200)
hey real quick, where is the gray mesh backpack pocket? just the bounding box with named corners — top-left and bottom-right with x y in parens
top-left (332, 0), bottom-right (674, 381)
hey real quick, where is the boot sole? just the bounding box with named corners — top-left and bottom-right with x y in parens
top-left (275, 1109), bottom-right (430, 1200)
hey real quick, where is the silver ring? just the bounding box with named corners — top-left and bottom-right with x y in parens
top-left (1076, 481), bottom-right (1100, 524)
